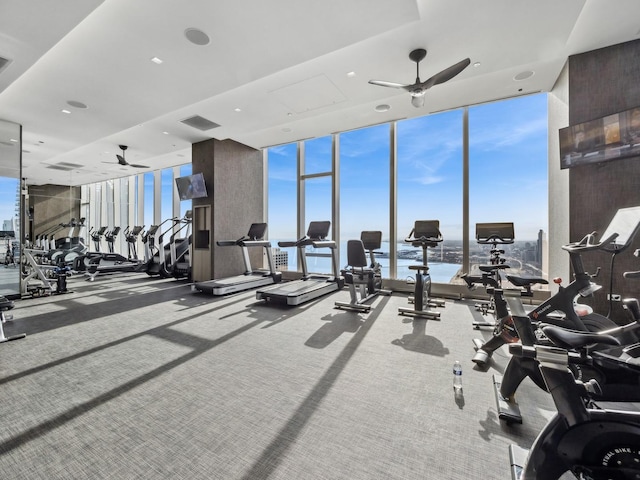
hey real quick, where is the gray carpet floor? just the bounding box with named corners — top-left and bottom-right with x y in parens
top-left (0, 273), bottom-right (557, 479)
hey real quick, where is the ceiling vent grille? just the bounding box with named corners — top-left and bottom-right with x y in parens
top-left (57, 162), bottom-right (84, 168)
top-left (0, 56), bottom-right (12, 74)
top-left (46, 164), bottom-right (76, 171)
top-left (180, 115), bottom-right (220, 131)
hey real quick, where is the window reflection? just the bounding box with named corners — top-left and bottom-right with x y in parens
top-left (0, 119), bottom-right (21, 296)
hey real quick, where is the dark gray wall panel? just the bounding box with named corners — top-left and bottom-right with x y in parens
top-left (569, 39), bottom-right (640, 321)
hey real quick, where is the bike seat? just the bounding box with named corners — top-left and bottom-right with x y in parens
top-left (461, 273), bottom-right (499, 289)
top-left (506, 275), bottom-right (549, 287)
top-left (408, 264), bottom-right (429, 272)
top-left (542, 325), bottom-right (620, 350)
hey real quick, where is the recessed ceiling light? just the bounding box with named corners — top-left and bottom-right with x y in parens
top-left (67, 100), bottom-right (88, 109)
top-left (375, 104), bottom-right (391, 112)
top-left (9, 138), bottom-right (17, 143)
top-left (61, 109), bottom-right (71, 114)
top-left (473, 62), bottom-right (481, 67)
top-left (184, 28), bottom-right (210, 46)
top-left (347, 71), bottom-right (356, 77)
top-left (150, 57), bottom-right (163, 65)
top-left (514, 70), bottom-right (535, 81)
top-left (234, 108), bottom-right (242, 112)
top-left (162, 131), bottom-right (170, 135)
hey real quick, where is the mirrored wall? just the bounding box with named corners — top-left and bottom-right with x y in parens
top-left (0, 119), bottom-right (21, 297)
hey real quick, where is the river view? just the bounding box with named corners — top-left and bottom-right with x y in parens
top-left (271, 239), bottom-right (544, 285)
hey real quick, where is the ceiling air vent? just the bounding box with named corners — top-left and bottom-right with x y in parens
top-left (46, 164), bottom-right (76, 171)
top-left (57, 162), bottom-right (84, 168)
top-left (0, 56), bottom-right (12, 74)
top-left (180, 115), bottom-right (220, 131)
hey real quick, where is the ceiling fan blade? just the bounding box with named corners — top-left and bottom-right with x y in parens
top-left (420, 58), bottom-right (471, 90)
top-left (368, 79), bottom-right (410, 89)
top-left (411, 95), bottom-right (425, 108)
top-left (129, 164), bottom-right (147, 168)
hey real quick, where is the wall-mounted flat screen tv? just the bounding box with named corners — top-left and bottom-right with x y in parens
top-left (559, 106), bottom-right (640, 169)
top-left (175, 172), bottom-right (208, 200)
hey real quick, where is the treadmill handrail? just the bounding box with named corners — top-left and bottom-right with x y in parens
top-left (241, 240), bottom-right (272, 248)
top-left (279, 237), bottom-right (305, 248)
top-left (311, 240), bottom-right (337, 249)
top-left (217, 240), bottom-right (239, 247)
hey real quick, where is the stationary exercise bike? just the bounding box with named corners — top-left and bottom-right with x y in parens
top-left (335, 231), bottom-right (391, 312)
top-left (494, 206), bottom-right (640, 423)
top-left (467, 222), bottom-right (515, 327)
top-left (466, 273), bottom-right (546, 367)
top-left (508, 322), bottom-right (640, 480)
top-left (398, 220), bottom-right (445, 319)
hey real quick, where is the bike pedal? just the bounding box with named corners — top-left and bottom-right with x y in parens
top-left (493, 374), bottom-right (522, 424)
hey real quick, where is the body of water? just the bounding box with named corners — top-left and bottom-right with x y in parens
top-left (271, 240), bottom-right (461, 283)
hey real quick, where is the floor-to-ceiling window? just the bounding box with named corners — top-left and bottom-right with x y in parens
top-left (397, 110), bottom-right (464, 283)
top-left (143, 172), bottom-right (154, 230)
top-left (104, 180), bottom-right (116, 252)
top-left (118, 177), bottom-right (130, 254)
top-left (160, 168), bottom-right (173, 224)
top-left (267, 143), bottom-right (298, 271)
top-left (340, 124), bottom-right (390, 275)
top-left (469, 94), bottom-right (548, 282)
top-left (303, 136), bottom-right (333, 274)
top-left (264, 94), bottom-right (548, 286)
top-left (0, 119), bottom-right (20, 296)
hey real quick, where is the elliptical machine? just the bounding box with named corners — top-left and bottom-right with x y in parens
top-left (398, 220), bottom-right (445, 319)
top-left (335, 230), bottom-right (391, 312)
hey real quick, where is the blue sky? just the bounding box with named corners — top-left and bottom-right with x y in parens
top-left (268, 93), bottom-right (549, 242)
top-left (0, 177), bottom-right (19, 231)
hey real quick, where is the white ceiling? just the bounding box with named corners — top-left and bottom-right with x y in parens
top-left (1, 0), bottom-right (640, 186)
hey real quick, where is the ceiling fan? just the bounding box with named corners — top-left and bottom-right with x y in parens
top-left (115, 145), bottom-right (147, 168)
top-left (369, 49), bottom-right (471, 108)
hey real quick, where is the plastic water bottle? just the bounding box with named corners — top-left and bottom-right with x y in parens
top-left (453, 360), bottom-right (463, 392)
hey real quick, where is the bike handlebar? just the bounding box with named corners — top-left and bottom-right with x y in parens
top-left (561, 231), bottom-right (619, 253)
top-left (404, 235), bottom-right (441, 244)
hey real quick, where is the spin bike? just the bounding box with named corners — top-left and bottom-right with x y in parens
top-left (465, 272), bottom-right (546, 367)
top-left (467, 222), bottom-right (515, 327)
top-left (508, 323), bottom-right (640, 480)
top-left (398, 220), bottom-right (445, 319)
top-left (335, 231), bottom-right (391, 312)
top-left (494, 206), bottom-right (640, 423)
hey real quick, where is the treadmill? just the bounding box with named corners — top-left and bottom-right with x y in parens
top-left (256, 221), bottom-right (344, 306)
top-left (194, 223), bottom-right (282, 295)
